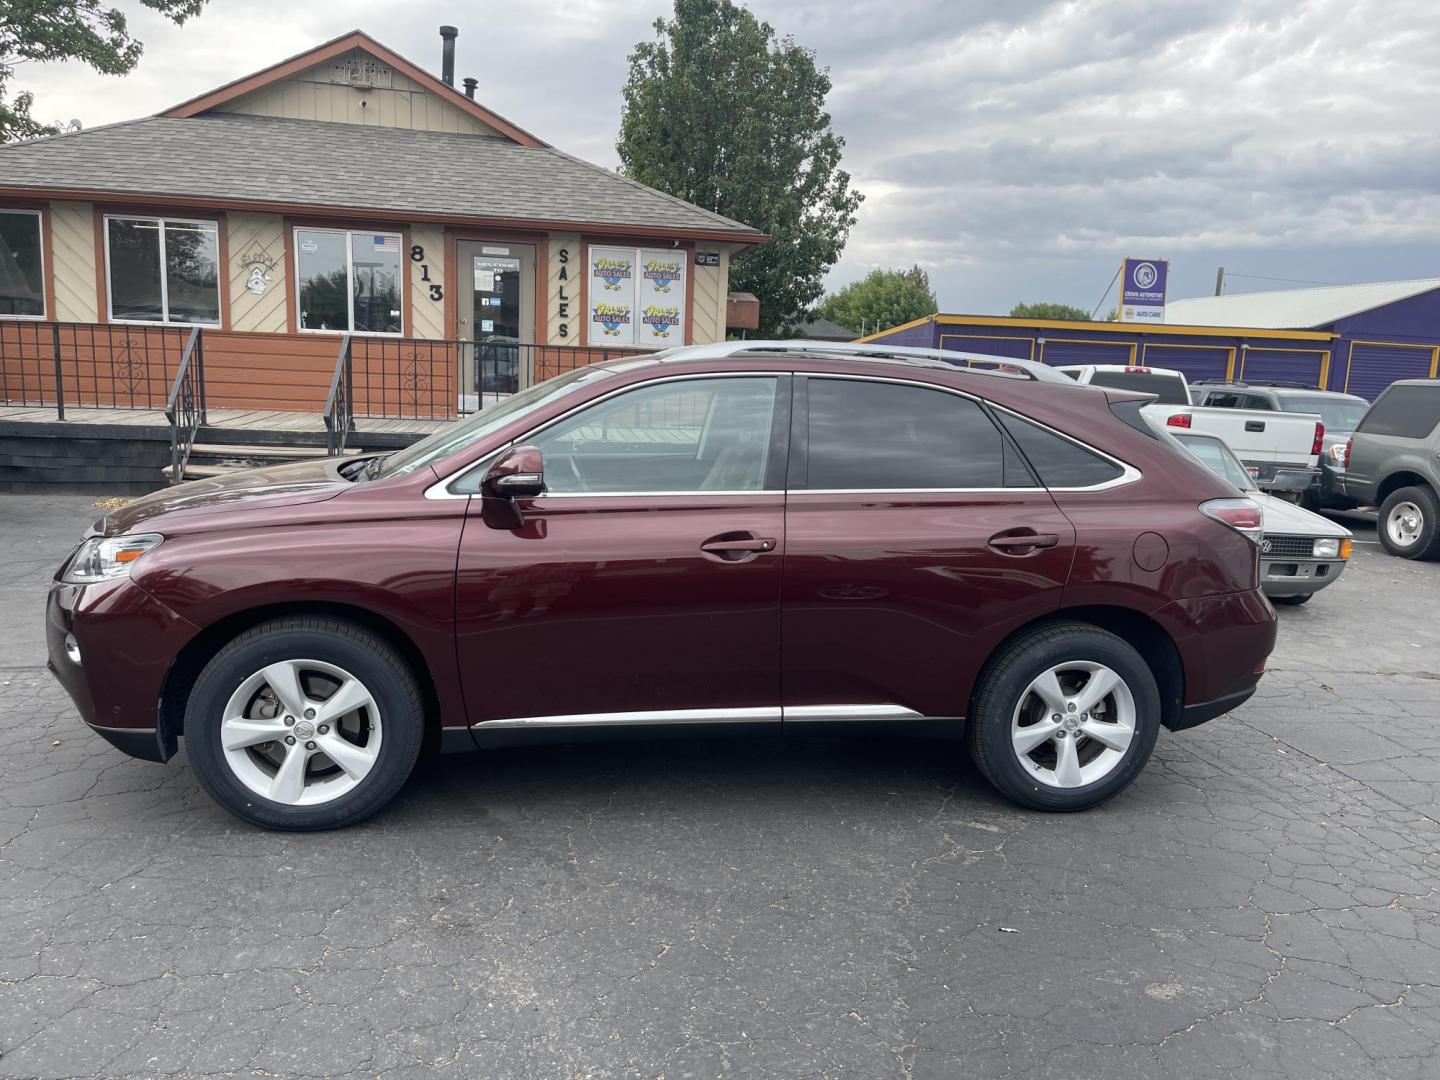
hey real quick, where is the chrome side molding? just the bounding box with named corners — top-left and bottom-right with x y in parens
top-left (473, 704), bottom-right (924, 729)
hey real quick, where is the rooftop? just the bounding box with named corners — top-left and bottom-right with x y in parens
top-left (1165, 278), bottom-right (1440, 329)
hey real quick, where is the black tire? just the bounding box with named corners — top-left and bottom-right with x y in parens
top-left (1272, 593), bottom-right (1313, 606)
top-left (966, 623), bottom-right (1161, 812)
top-left (186, 616), bottom-right (425, 831)
top-left (1377, 485), bottom-right (1440, 560)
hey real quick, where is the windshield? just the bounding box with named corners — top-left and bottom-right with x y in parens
top-left (1278, 395), bottom-right (1368, 433)
top-left (377, 365), bottom-right (615, 478)
top-left (1173, 433), bottom-right (1255, 492)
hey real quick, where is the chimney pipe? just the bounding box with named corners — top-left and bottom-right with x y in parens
top-left (439, 25), bottom-right (458, 87)
top-left (463, 77), bottom-right (477, 99)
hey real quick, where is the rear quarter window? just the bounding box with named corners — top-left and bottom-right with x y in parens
top-left (998, 412), bottom-right (1126, 488)
top-left (1087, 371), bottom-right (1190, 405)
top-left (1357, 385), bottom-right (1440, 439)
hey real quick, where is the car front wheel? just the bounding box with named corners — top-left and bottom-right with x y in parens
top-left (966, 623), bottom-right (1161, 811)
top-left (185, 616), bottom-right (425, 830)
top-left (1378, 486), bottom-right (1440, 560)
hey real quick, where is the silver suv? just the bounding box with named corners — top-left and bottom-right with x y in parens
top-left (1340, 380), bottom-right (1440, 559)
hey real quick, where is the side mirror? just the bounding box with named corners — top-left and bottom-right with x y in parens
top-left (482, 445), bottom-right (545, 499)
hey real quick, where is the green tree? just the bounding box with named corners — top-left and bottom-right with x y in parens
top-left (1009, 301), bottom-right (1094, 322)
top-left (1, 1), bottom-right (209, 142)
top-left (815, 265), bottom-right (936, 336)
top-left (617, 0), bottom-right (863, 335)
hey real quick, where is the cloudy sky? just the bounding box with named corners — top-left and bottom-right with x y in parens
top-left (12, 0), bottom-right (1440, 315)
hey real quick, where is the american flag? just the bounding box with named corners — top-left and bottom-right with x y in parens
top-left (372, 235), bottom-right (400, 253)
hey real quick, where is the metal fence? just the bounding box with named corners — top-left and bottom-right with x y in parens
top-left (0, 321), bottom-right (192, 417)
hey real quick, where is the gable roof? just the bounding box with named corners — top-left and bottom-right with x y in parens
top-left (0, 114), bottom-right (764, 241)
top-left (794, 316), bottom-right (857, 340)
top-left (160, 29), bottom-right (547, 148)
top-left (1165, 278), bottom-right (1440, 329)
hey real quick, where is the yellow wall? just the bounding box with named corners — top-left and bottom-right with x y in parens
top-left (49, 201), bottom-right (98, 323)
top-left (213, 49), bottom-right (510, 137)
top-left (227, 212), bottom-right (288, 333)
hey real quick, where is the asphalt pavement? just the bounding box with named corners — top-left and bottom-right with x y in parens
top-left (1, 494), bottom-right (1438, 1079)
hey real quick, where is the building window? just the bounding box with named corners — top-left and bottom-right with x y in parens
top-left (0, 209), bottom-right (46, 318)
top-left (104, 216), bottom-right (221, 325)
top-left (586, 244), bottom-right (687, 347)
top-left (295, 228), bottom-right (403, 335)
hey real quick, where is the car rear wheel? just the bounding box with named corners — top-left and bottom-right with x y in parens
top-left (1378, 486), bottom-right (1440, 560)
top-left (966, 623), bottom-right (1160, 811)
top-left (186, 616), bottom-right (424, 830)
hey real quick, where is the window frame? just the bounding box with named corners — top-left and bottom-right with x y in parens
top-left (293, 226), bottom-right (405, 337)
top-left (789, 374), bottom-right (1139, 495)
top-left (0, 208), bottom-right (46, 320)
top-left (431, 370), bottom-right (791, 499)
top-left (103, 213), bottom-right (222, 328)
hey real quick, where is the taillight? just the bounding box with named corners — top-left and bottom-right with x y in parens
top-left (1311, 421), bottom-right (1325, 456)
top-left (1166, 413), bottom-right (1192, 428)
top-left (1200, 497), bottom-right (1264, 543)
top-left (1343, 437), bottom-right (1352, 468)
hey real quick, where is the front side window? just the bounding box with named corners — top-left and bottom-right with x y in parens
top-left (106, 216), bottom-right (220, 325)
top-left (1357, 385), bottom-right (1440, 440)
top-left (803, 378), bottom-right (1006, 490)
top-left (0, 209), bottom-right (45, 317)
top-left (296, 228), bottom-right (402, 334)
top-left (531, 376), bottom-right (778, 494)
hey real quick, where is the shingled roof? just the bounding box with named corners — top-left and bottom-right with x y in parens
top-left (0, 113), bottom-right (763, 242)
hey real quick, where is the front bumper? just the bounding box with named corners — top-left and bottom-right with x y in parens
top-left (46, 577), bottom-right (200, 763)
top-left (1261, 557), bottom-right (1346, 597)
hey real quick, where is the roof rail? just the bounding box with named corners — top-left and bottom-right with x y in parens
top-left (659, 340), bottom-right (1074, 384)
top-left (1191, 378), bottom-right (1320, 390)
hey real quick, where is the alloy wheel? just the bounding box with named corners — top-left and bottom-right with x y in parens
top-left (1009, 661), bottom-right (1136, 789)
top-left (219, 658), bottom-right (383, 806)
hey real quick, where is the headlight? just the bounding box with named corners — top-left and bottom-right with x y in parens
top-left (1312, 537), bottom-right (1340, 559)
top-left (62, 534), bottom-right (163, 584)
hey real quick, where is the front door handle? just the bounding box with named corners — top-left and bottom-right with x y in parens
top-left (701, 533), bottom-right (776, 562)
top-left (987, 531), bottom-right (1059, 554)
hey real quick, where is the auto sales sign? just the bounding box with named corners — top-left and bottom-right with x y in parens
top-left (1119, 258), bottom-right (1169, 323)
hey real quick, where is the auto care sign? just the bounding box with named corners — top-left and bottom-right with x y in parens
top-left (1118, 258), bottom-right (1169, 323)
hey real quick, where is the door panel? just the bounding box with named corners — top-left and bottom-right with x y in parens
top-left (781, 492), bottom-right (1075, 718)
top-left (457, 494), bottom-right (785, 724)
top-left (456, 240), bottom-right (535, 409)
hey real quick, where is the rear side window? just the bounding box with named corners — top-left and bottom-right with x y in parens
top-left (802, 378), bottom-right (1006, 489)
top-left (1205, 391), bottom-right (1243, 408)
top-left (1087, 371), bottom-right (1190, 405)
top-left (998, 412), bottom-right (1125, 488)
top-left (1357, 385), bottom-right (1440, 439)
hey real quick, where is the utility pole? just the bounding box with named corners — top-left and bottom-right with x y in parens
top-left (1214, 266), bottom-right (1226, 296)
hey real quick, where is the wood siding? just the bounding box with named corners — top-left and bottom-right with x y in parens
top-left (691, 245), bottom-right (731, 344)
top-left (227, 212), bottom-right (288, 333)
top-left (49, 202), bottom-right (99, 323)
top-left (408, 225), bottom-right (446, 339)
top-left (213, 49), bottom-right (510, 137)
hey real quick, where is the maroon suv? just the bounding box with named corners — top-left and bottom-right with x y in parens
top-left (47, 344), bottom-right (1275, 829)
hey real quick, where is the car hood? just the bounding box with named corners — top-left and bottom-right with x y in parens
top-left (100, 458), bottom-right (352, 536)
top-left (1253, 491), bottom-right (1351, 538)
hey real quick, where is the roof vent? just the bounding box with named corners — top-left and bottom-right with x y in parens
top-left (439, 26), bottom-right (458, 87)
top-left (463, 77), bottom-right (477, 100)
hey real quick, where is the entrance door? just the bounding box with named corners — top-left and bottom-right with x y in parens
top-left (456, 241), bottom-right (535, 411)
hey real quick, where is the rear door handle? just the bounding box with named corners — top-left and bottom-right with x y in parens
top-left (988, 531), bottom-right (1059, 553)
top-left (1245, 420), bottom-right (1265, 432)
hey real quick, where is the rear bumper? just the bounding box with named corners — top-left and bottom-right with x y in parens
top-left (46, 578), bottom-right (199, 763)
top-left (1248, 462), bottom-right (1317, 493)
top-left (1155, 587), bottom-right (1276, 730)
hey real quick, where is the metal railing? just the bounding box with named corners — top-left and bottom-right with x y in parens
top-left (164, 327), bottom-right (206, 484)
top-left (1, 321), bottom-right (191, 417)
top-left (323, 334), bottom-right (353, 456)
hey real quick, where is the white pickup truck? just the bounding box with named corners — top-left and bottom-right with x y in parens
top-left (1056, 364), bottom-right (1324, 496)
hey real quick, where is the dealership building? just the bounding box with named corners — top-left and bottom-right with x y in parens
top-left (863, 277), bottom-right (1440, 400)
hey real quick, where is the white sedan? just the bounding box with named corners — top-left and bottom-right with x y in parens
top-left (1173, 431), bottom-right (1351, 606)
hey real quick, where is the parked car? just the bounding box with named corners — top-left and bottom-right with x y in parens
top-left (1190, 381), bottom-right (1370, 509)
top-left (1171, 431), bottom-right (1351, 604)
top-left (1058, 365), bottom-right (1325, 497)
top-left (1340, 378), bottom-right (1440, 559)
top-left (47, 343), bottom-right (1276, 829)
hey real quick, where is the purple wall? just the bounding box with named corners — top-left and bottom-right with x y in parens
top-left (1329, 287), bottom-right (1440, 399)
